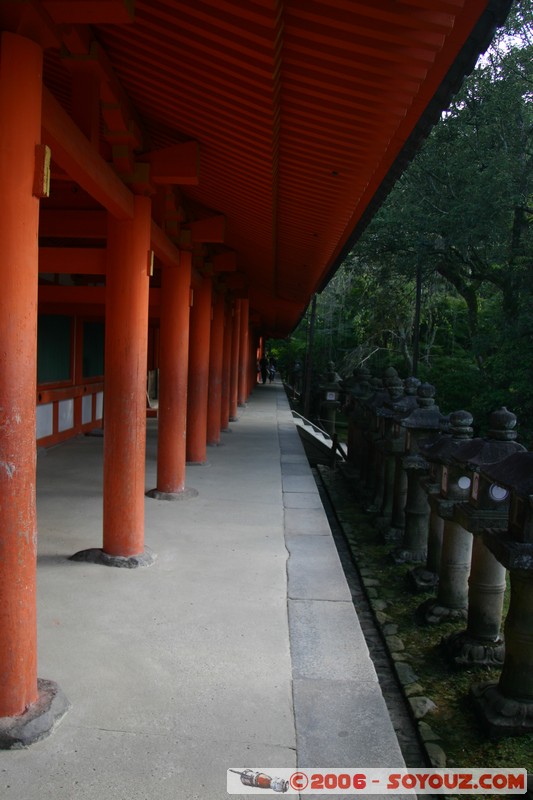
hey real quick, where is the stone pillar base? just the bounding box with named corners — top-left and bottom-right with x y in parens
top-left (392, 546), bottom-right (427, 565)
top-left (409, 566), bottom-right (439, 593)
top-left (70, 547), bottom-right (156, 568)
top-left (383, 526), bottom-right (404, 544)
top-left (471, 681), bottom-right (533, 737)
top-left (146, 487), bottom-right (198, 501)
top-left (0, 679), bottom-right (70, 749)
top-left (416, 597), bottom-right (467, 625)
top-left (443, 630), bottom-right (505, 667)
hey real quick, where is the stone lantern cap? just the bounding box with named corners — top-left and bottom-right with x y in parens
top-left (342, 365), bottom-right (369, 389)
top-left (378, 376), bottom-right (405, 419)
top-left (419, 410), bottom-right (474, 464)
top-left (386, 376), bottom-right (420, 418)
top-left (320, 361), bottom-right (342, 391)
top-left (479, 451), bottom-right (533, 567)
top-left (479, 452), bottom-right (533, 497)
top-left (404, 376), bottom-right (421, 396)
top-left (451, 408), bottom-right (524, 470)
top-left (364, 368), bottom-right (398, 407)
top-left (363, 382), bottom-right (388, 412)
top-left (401, 383), bottom-right (441, 430)
top-left (345, 366), bottom-right (374, 409)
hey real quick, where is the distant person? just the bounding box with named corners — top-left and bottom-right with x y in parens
top-left (292, 360), bottom-right (302, 393)
top-left (268, 355), bottom-right (277, 383)
top-left (259, 355), bottom-right (269, 384)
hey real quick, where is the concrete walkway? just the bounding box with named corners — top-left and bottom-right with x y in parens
top-left (0, 382), bottom-right (405, 799)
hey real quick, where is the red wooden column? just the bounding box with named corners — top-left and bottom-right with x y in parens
top-left (186, 276), bottom-right (213, 464)
top-left (207, 289), bottom-right (225, 446)
top-left (229, 300), bottom-right (241, 421)
top-left (0, 32), bottom-right (69, 745)
top-left (237, 298), bottom-right (250, 406)
top-left (220, 298), bottom-right (233, 432)
top-left (104, 197), bottom-right (153, 562)
top-left (73, 196), bottom-right (154, 567)
top-left (249, 332), bottom-right (259, 393)
top-left (146, 252), bottom-right (197, 500)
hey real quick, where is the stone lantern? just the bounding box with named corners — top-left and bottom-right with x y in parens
top-left (470, 451), bottom-right (533, 736)
top-left (412, 410), bottom-right (474, 592)
top-left (344, 366), bottom-right (373, 472)
top-left (318, 361), bottom-right (342, 437)
top-left (370, 375), bottom-right (405, 521)
top-left (444, 408), bottom-right (524, 666)
top-left (419, 407), bottom-right (523, 627)
top-left (385, 377), bottom-right (421, 541)
top-left (394, 383), bottom-right (442, 563)
top-left (360, 374), bottom-right (391, 496)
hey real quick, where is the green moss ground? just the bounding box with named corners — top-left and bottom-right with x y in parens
top-left (321, 466), bottom-right (532, 798)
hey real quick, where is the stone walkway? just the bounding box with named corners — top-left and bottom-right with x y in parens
top-left (0, 382), bottom-right (408, 799)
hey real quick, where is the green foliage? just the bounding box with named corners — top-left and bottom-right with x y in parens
top-left (287, 7), bottom-right (533, 437)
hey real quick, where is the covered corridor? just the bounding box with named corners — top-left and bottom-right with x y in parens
top-left (0, 0), bottom-right (515, 770)
top-left (1, 382), bottom-right (406, 798)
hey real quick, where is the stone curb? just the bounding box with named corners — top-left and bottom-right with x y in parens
top-left (316, 464), bottom-right (448, 770)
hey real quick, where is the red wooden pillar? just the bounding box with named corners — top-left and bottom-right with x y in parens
top-left (207, 289), bottom-right (225, 446)
top-left (237, 298), bottom-right (250, 405)
top-left (147, 252), bottom-right (197, 499)
top-left (248, 332), bottom-right (256, 393)
top-left (186, 276), bottom-right (212, 463)
top-left (104, 197), bottom-right (152, 561)
top-left (229, 300), bottom-right (241, 421)
top-left (72, 197), bottom-right (154, 567)
top-left (220, 299), bottom-right (233, 431)
top-left (0, 32), bottom-right (69, 743)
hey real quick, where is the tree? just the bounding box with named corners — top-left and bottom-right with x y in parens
top-left (278, 4), bottom-right (533, 438)
top-left (333, 4), bottom-right (533, 437)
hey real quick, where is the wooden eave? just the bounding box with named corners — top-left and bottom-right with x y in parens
top-left (0, 0), bottom-right (513, 336)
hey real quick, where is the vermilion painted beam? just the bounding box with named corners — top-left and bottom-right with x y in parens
top-left (0, 2), bottom-right (60, 49)
top-left (71, 70), bottom-right (100, 146)
top-left (39, 210), bottom-right (107, 238)
top-left (38, 285), bottom-right (162, 310)
top-left (141, 141), bottom-right (200, 185)
top-left (41, 86), bottom-right (134, 220)
top-left (39, 303), bottom-right (105, 317)
top-left (212, 251), bottom-right (237, 273)
top-left (224, 274), bottom-right (247, 290)
top-left (38, 213), bottom-right (179, 272)
top-left (151, 221), bottom-right (180, 268)
top-left (43, 0), bottom-right (134, 24)
top-left (39, 286), bottom-right (106, 304)
top-left (185, 215), bottom-right (226, 244)
top-left (39, 247), bottom-right (106, 275)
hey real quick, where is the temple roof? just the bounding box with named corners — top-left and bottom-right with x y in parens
top-left (2, 0), bottom-right (513, 335)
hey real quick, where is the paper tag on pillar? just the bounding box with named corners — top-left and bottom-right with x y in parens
top-left (33, 144), bottom-right (51, 198)
top-left (147, 249), bottom-right (154, 277)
